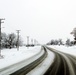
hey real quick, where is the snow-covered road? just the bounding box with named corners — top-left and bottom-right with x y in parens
top-left (44, 46), bottom-right (76, 75)
top-left (26, 49), bottom-right (55, 75)
top-left (26, 45), bottom-right (76, 75)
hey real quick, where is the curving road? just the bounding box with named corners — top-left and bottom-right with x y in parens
top-left (10, 47), bottom-right (47, 75)
top-left (2, 46), bottom-right (76, 75)
top-left (44, 46), bottom-right (76, 75)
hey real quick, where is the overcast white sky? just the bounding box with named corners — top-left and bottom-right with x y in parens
top-left (0, 0), bottom-right (76, 44)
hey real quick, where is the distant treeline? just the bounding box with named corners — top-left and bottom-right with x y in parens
top-left (47, 38), bottom-right (75, 46)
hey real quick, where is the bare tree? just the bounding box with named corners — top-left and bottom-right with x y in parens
top-left (66, 39), bottom-right (71, 46)
top-left (50, 40), bottom-right (55, 45)
top-left (1, 33), bottom-right (7, 48)
top-left (58, 39), bottom-right (63, 45)
top-left (54, 40), bottom-right (59, 45)
top-left (71, 27), bottom-right (76, 44)
top-left (0, 32), bottom-right (23, 49)
top-left (8, 33), bottom-right (16, 49)
top-left (50, 39), bottom-right (59, 45)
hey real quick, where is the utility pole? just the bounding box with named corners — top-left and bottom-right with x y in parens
top-left (34, 39), bottom-right (36, 46)
top-left (27, 36), bottom-right (29, 47)
top-left (16, 30), bottom-right (20, 51)
top-left (31, 39), bottom-right (33, 45)
top-left (31, 38), bottom-right (34, 46)
top-left (0, 18), bottom-right (5, 58)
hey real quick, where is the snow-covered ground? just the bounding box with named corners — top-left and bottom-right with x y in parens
top-left (1, 45), bottom-right (76, 75)
top-left (0, 46), bottom-right (41, 70)
top-left (49, 45), bottom-right (76, 56)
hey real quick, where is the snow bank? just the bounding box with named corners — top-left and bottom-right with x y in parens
top-left (49, 45), bottom-right (76, 56)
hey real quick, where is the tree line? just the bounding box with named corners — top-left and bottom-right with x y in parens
top-left (47, 27), bottom-right (76, 46)
top-left (47, 39), bottom-right (63, 45)
top-left (1, 32), bottom-right (23, 49)
top-left (47, 38), bottom-right (74, 46)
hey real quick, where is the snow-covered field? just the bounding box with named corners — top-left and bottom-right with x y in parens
top-left (49, 45), bottom-right (76, 56)
top-left (0, 46), bottom-right (41, 69)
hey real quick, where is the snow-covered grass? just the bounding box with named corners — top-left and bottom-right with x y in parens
top-left (0, 46), bottom-right (41, 69)
top-left (49, 45), bottom-right (76, 56)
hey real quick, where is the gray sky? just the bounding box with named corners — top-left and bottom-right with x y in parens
top-left (0, 0), bottom-right (76, 44)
